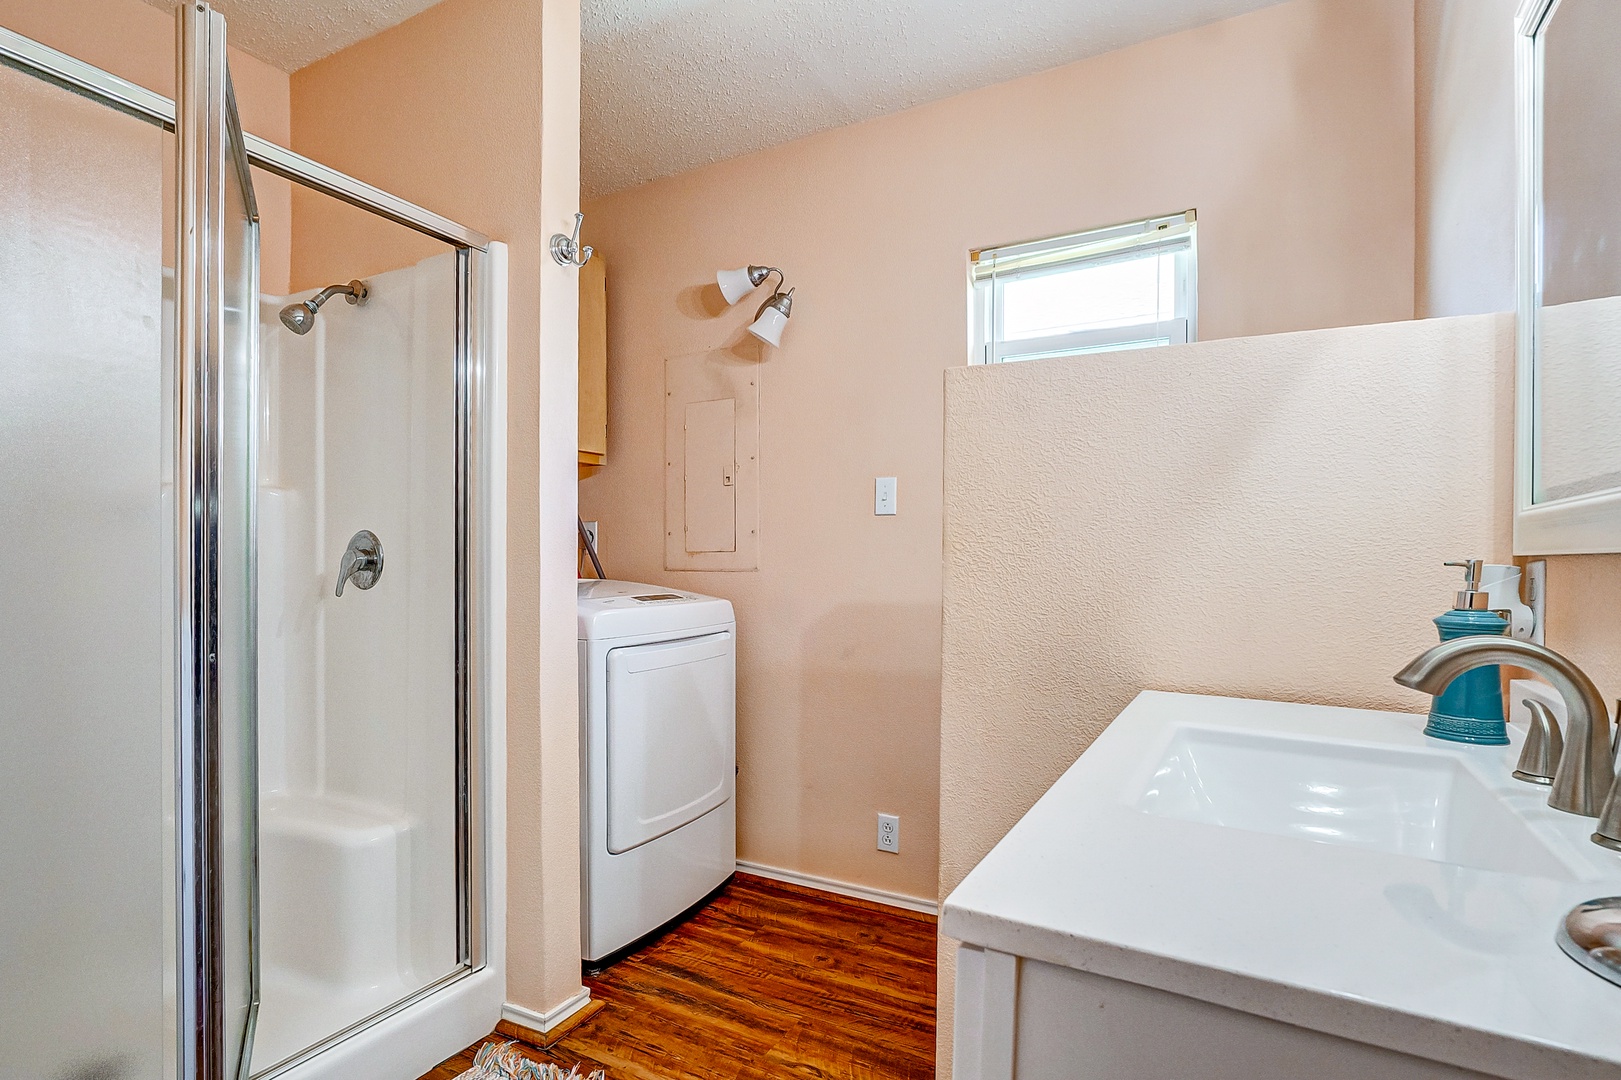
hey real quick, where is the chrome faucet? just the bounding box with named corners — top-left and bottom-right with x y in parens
top-left (1394, 639), bottom-right (1621, 845)
top-left (336, 529), bottom-right (384, 597)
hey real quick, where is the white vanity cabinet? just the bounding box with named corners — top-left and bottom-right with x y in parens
top-left (952, 946), bottom-right (1497, 1080)
top-left (944, 692), bottom-right (1621, 1080)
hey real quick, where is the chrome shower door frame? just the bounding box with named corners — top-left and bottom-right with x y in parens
top-left (0, 13), bottom-right (501, 1079)
top-left (251, 185), bottom-right (500, 1080)
top-left (176, 5), bottom-right (261, 1078)
top-left (259, 143), bottom-right (500, 1080)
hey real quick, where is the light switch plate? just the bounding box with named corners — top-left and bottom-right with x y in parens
top-left (875, 477), bottom-right (897, 516)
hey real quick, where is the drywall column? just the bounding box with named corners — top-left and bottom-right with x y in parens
top-left (522, 0), bottom-right (587, 1024)
top-left (289, 0), bottom-right (585, 1025)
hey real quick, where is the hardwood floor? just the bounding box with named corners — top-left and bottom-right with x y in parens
top-left (420, 873), bottom-right (937, 1080)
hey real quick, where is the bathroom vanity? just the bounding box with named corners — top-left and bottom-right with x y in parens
top-left (944, 692), bottom-right (1621, 1080)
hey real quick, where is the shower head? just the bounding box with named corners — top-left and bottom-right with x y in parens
top-left (279, 300), bottom-right (317, 334)
top-left (277, 279), bottom-right (369, 335)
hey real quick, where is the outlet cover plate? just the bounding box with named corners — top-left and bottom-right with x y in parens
top-left (1527, 559), bottom-right (1547, 645)
top-left (877, 813), bottom-right (900, 853)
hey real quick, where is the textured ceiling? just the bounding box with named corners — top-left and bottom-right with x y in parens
top-left (153, 0), bottom-right (1287, 198)
top-left (582, 0), bottom-right (1285, 196)
top-left (141, 0), bottom-right (445, 71)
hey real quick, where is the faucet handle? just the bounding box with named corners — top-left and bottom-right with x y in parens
top-left (1591, 775), bottom-right (1621, 852)
top-left (1513, 700), bottom-right (1563, 785)
top-left (1587, 703), bottom-right (1621, 849)
top-left (336, 529), bottom-right (384, 597)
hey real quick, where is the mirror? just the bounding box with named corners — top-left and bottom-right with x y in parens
top-left (1517, 0), bottom-right (1621, 552)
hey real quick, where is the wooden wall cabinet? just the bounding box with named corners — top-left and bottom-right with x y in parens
top-left (579, 254), bottom-right (608, 468)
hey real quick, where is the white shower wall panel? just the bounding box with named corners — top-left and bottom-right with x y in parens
top-left (254, 251), bottom-right (460, 1068)
top-left (257, 480), bottom-right (317, 795)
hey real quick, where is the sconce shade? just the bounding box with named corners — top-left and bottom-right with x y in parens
top-left (748, 288), bottom-right (793, 347)
top-left (748, 306), bottom-right (787, 346)
top-left (718, 266), bottom-right (760, 305)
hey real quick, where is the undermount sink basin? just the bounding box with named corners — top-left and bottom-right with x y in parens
top-left (1137, 726), bottom-right (1574, 879)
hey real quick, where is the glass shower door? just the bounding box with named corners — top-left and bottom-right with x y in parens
top-left (1, 6), bottom-right (492, 1074)
top-left (0, 7), bottom-right (261, 1078)
top-left (0, 45), bottom-right (177, 1080)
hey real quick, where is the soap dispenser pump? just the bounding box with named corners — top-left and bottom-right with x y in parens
top-left (1423, 559), bottom-right (1511, 745)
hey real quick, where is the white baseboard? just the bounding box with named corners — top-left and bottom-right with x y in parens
top-left (737, 860), bottom-right (939, 915)
top-left (501, 988), bottom-right (591, 1034)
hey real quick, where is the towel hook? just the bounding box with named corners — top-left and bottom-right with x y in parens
top-left (550, 212), bottom-right (594, 267)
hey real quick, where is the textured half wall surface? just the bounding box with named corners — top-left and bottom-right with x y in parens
top-left (581, 0), bottom-right (1418, 911)
top-left (937, 312), bottom-right (1514, 1075)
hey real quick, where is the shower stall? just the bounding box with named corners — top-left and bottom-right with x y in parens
top-left (0, 6), bottom-right (506, 1079)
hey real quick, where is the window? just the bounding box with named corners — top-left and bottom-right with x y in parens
top-left (971, 211), bottom-right (1197, 364)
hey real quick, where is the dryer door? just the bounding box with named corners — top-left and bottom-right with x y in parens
top-left (606, 631), bottom-right (735, 855)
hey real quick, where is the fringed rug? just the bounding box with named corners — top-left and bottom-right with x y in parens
top-left (455, 1040), bottom-right (605, 1080)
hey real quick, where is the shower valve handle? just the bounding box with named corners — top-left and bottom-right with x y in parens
top-left (336, 530), bottom-right (384, 597)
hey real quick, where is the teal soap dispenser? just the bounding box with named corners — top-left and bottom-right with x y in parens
top-left (1423, 559), bottom-right (1511, 745)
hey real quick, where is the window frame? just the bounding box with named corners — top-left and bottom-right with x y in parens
top-left (970, 211), bottom-right (1198, 365)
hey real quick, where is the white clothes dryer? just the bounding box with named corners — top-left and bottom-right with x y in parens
top-left (577, 579), bottom-right (736, 967)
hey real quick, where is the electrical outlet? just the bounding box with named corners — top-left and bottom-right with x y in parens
top-left (1527, 559), bottom-right (1547, 645)
top-left (877, 813), bottom-right (900, 853)
top-left (581, 520), bottom-right (599, 551)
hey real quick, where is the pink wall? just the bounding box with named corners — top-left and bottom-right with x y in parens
top-left (1414, 0), bottom-right (1517, 319)
top-left (0, 0), bottom-right (288, 137)
top-left (0, 0), bottom-right (293, 291)
top-left (580, 0), bottom-right (1418, 902)
top-left (289, 0), bottom-right (586, 1020)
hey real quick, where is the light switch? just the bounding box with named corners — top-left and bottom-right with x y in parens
top-left (875, 476), bottom-right (897, 516)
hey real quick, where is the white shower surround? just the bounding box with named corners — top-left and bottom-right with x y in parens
top-left (253, 245), bottom-right (509, 1079)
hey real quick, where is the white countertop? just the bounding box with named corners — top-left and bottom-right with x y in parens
top-left (942, 691), bottom-right (1621, 1080)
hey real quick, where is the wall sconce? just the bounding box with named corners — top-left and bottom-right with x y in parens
top-left (716, 264), bottom-right (795, 347)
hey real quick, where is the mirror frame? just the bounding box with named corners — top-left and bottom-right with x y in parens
top-left (1515, 0), bottom-right (1621, 553)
